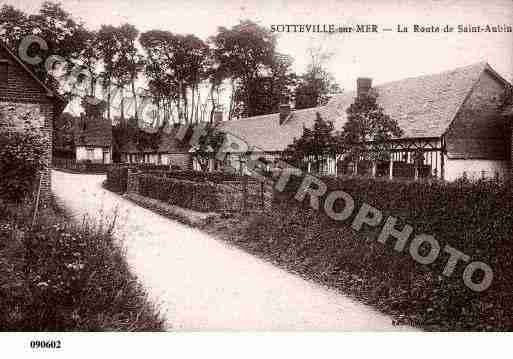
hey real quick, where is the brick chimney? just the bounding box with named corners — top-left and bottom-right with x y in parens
top-left (213, 110), bottom-right (223, 124)
top-left (279, 103), bottom-right (291, 125)
top-left (357, 77), bottom-right (373, 98)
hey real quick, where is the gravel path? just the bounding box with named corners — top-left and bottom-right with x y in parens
top-left (52, 170), bottom-right (412, 331)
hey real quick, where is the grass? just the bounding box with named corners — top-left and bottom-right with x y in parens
top-left (0, 196), bottom-right (165, 331)
top-left (204, 206), bottom-right (513, 331)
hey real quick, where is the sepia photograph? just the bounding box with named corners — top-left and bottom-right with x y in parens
top-left (0, 0), bottom-right (511, 356)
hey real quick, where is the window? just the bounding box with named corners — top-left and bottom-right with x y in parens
top-left (102, 149), bottom-right (110, 164)
top-left (0, 61), bottom-right (8, 85)
top-left (86, 148), bottom-right (95, 160)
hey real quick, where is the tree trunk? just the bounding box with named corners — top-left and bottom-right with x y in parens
top-left (120, 86), bottom-right (125, 121)
top-left (106, 79), bottom-right (111, 121)
top-left (228, 79), bottom-right (235, 120)
top-left (131, 79), bottom-right (138, 120)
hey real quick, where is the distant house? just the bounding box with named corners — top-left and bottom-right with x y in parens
top-left (118, 126), bottom-right (193, 170)
top-left (0, 40), bottom-right (66, 203)
top-left (220, 62), bottom-right (512, 181)
top-left (74, 115), bottom-right (113, 164)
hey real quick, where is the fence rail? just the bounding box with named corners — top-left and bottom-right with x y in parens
top-left (52, 157), bottom-right (111, 173)
top-left (52, 157), bottom-right (81, 171)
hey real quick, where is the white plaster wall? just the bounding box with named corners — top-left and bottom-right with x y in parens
top-left (103, 149), bottom-right (111, 164)
top-left (76, 146), bottom-right (111, 163)
top-left (149, 154), bottom-right (158, 164)
top-left (445, 158), bottom-right (509, 181)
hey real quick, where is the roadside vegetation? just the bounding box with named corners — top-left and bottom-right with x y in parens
top-left (207, 175), bottom-right (513, 331)
top-left (0, 200), bottom-right (165, 331)
top-left (0, 115), bottom-right (164, 331)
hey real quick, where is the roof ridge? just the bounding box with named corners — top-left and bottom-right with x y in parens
top-left (227, 105), bottom-right (327, 123)
top-left (442, 62), bottom-right (489, 136)
top-left (0, 40), bottom-right (65, 104)
top-left (373, 61), bottom-right (488, 89)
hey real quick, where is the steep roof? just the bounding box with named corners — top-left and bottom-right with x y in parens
top-left (117, 126), bottom-right (191, 153)
top-left (75, 117), bottom-right (112, 147)
top-left (0, 40), bottom-right (66, 106)
top-left (220, 62), bottom-right (498, 152)
top-left (219, 105), bottom-right (340, 152)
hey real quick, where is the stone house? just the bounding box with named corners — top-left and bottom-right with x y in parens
top-left (0, 40), bottom-right (66, 203)
top-left (220, 62), bottom-right (512, 181)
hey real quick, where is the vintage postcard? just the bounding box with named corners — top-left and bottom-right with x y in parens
top-left (0, 0), bottom-right (511, 356)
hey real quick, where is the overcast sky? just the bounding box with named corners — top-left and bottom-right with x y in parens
top-left (6, 0), bottom-right (513, 91)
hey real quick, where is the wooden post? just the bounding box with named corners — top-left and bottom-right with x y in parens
top-left (440, 151), bottom-right (445, 180)
top-left (260, 181), bottom-right (264, 211)
top-left (389, 157), bottom-right (394, 180)
top-left (371, 162), bottom-right (377, 177)
top-left (31, 175), bottom-right (43, 228)
top-left (242, 176), bottom-right (248, 213)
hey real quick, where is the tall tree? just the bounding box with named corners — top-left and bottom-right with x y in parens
top-left (0, 2), bottom-right (89, 92)
top-left (340, 92), bottom-right (403, 175)
top-left (113, 24), bottom-right (145, 120)
top-left (0, 5), bottom-right (30, 51)
top-left (210, 20), bottom-right (279, 119)
top-left (97, 25), bottom-right (118, 121)
top-left (294, 46), bottom-right (341, 109)
top-left (140, 30), bottom-right (210, 124)
top-left (283, 112), bottom-right (338, 173)
top-left (232, 52), bottom-right (296, 117)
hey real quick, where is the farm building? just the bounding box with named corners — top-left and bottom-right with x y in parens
top-left (118, 126), bottom-right (193, 170)
top-left (219, 61), bottom-right (512, 181)
top-left (0, 40), bottom-right (66, 203)
top-left (74, 114), bottom-right (113, 164)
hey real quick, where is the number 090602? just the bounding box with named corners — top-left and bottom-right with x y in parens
top-left (30, 340), bottom-right (62, 349)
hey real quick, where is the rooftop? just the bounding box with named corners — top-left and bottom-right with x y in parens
top-left (220, 62), bottom-right (505, 152)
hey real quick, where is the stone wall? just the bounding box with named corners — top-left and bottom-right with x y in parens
top-left (0, 45), bottom-right (59, 207)
top-left (0, 101), bottom-right (53, 205)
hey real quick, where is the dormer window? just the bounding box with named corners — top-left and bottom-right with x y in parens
top-left (0, 60), bottom-right (8, 85)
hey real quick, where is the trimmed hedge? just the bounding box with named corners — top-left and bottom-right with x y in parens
top-left (251, 175), bottom-right (513, 330)
top-left (80, 162), bottom-right (111, 173)
top-left (138, 174), bottom-right (219, 212)
top-left (275, 176), bottom-right (513, 257)
top-left (135, 163), bottom-right (170, 171)
top-left (106, 165), bottom-right (128, 193)
top-left (146, 170), bottom-right (247, 184)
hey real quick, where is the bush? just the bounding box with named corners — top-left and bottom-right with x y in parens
top-left (81, 162), bottom-right (111, 173)
top-left (106, 165), bottom-right (129, 193)
top-left (146, 170), bottom-right (245, 184)
top-left (138, 174), bottom-right (219, 212)
top-left (231, 175), bottom-right (513, 330)
top-left (0, 201), bottom-right (164, 331)
top-left (0, 119), bottom-right (47, 202)
top-left (136, 163), bottom-right (170, 171)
